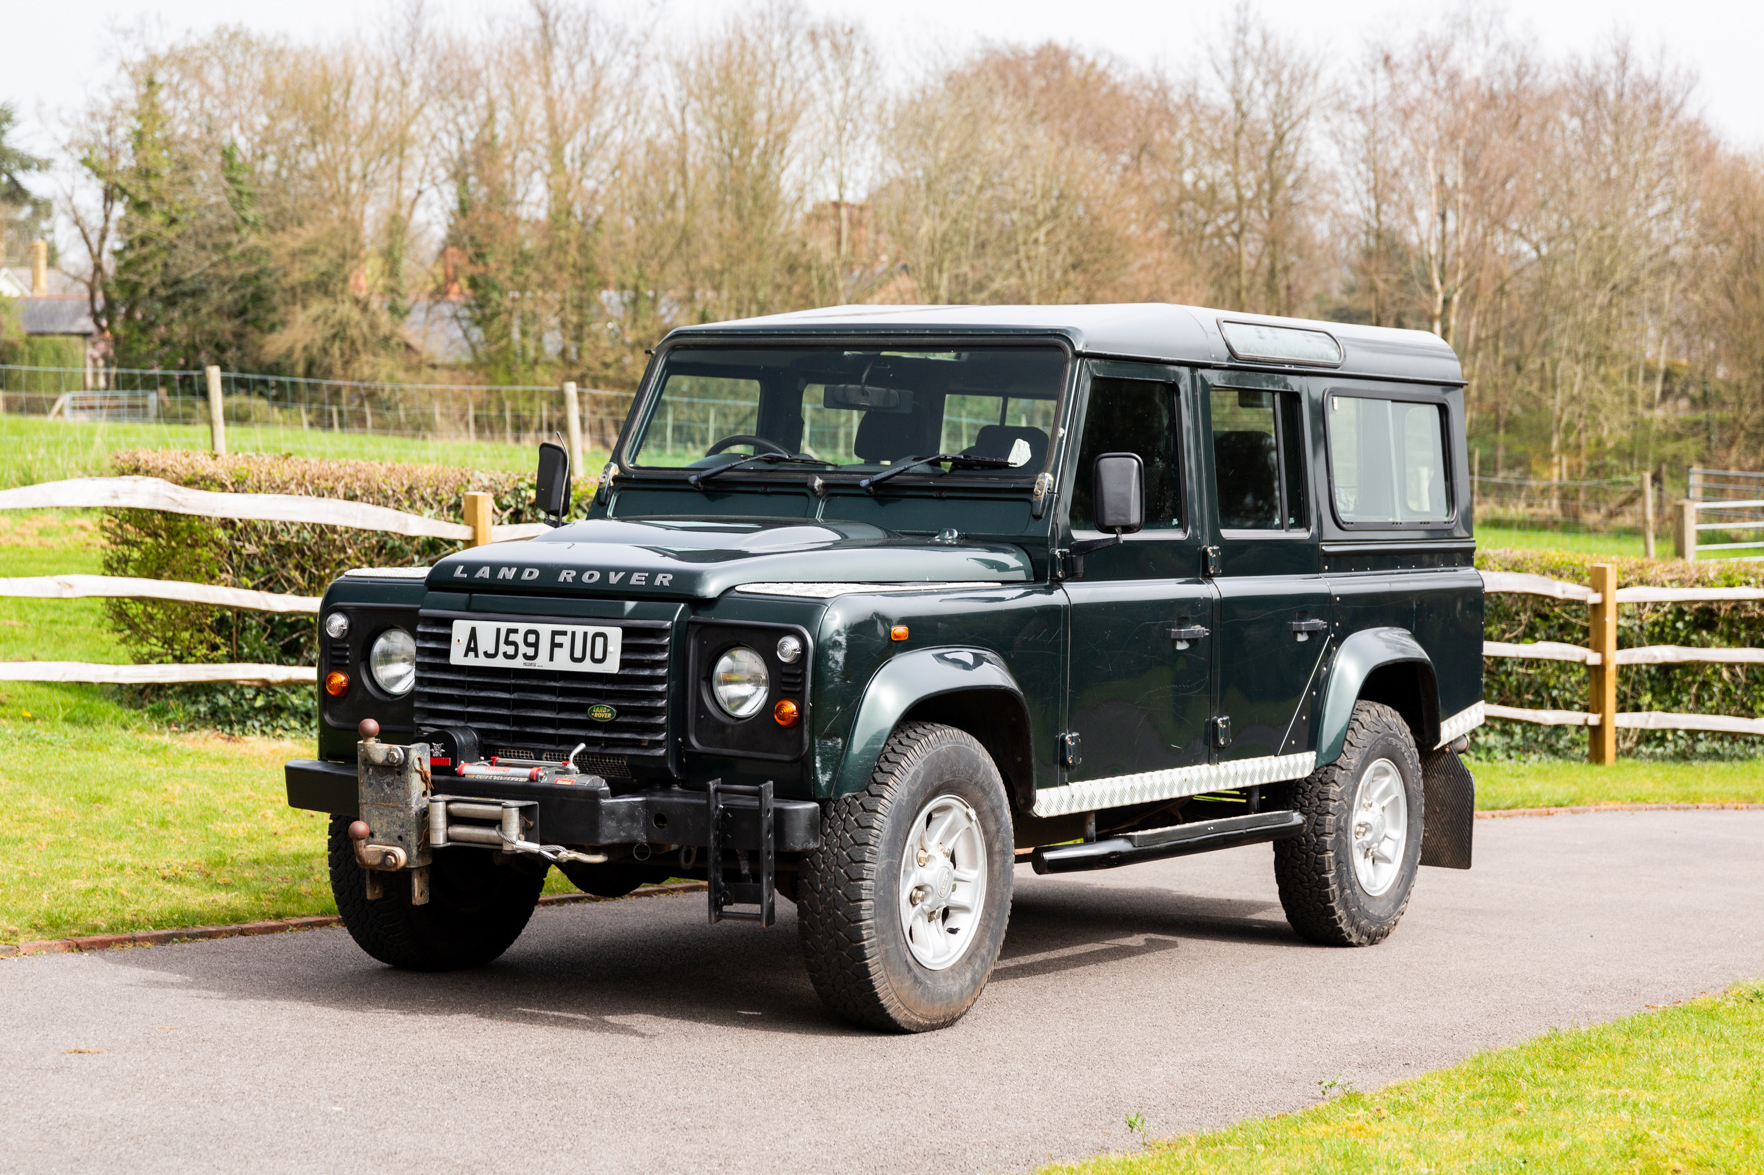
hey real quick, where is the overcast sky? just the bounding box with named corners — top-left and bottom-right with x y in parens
top-left (5, 0), bottom-right (1761, 154)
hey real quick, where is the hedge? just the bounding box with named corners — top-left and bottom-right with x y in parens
top-left (1476, 548), bottom-right (1764, 760)
top-left (100, 450), bottom-right (542, 731)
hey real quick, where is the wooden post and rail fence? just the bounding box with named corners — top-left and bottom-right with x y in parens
top-left (0, 475), bottom-right (1761, 762)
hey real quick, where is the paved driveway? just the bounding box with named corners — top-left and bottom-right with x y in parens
top-left (2, 809), bottom-right (1761, 1174)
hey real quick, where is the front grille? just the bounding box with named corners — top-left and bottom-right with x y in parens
top-left (413, 613), bottom-right (672, 771)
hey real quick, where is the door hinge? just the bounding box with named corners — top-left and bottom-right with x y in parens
top-left (1203, 546), bottom-right (1222, 577)
top-left (1059, 732), bottom-right (1083, 768)
top-left (1211, 716), bottom-right (1232, 748)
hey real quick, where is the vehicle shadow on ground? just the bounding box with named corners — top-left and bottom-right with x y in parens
top-left (97, 880), bottom-right (1303, 1039)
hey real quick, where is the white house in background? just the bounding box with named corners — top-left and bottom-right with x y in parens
top-left (2, 240), bottom-right (106, 381)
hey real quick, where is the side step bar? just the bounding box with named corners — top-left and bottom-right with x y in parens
top-left (1031, 809), bottom-right (1306, 875)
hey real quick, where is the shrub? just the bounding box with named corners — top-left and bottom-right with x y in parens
top-left (101, 449), bottom-right (544, 731)
top-left (1477, 548), bottom-right (1764, 761)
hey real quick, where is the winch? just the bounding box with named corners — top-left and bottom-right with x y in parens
top-left (348, 719), bottom-right (609, 905)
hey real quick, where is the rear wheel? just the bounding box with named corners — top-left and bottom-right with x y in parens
top-left (1274, 701), bottom-right (1424, 946)
top-left (328, 815), bottom-right (546, 971)
top-left (797, 723), bottom-right (1014, 1032)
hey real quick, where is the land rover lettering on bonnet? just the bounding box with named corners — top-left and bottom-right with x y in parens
top-left (288, 304), bottom-right (1483, 1033)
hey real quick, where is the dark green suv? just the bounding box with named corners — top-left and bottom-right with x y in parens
top-left (288, 304), bottom-right (1482, 1032)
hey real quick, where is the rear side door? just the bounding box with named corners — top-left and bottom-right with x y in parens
top-left (1061, 364), bottom-right (1215, 786)
top-left (1200, 373), bottom-right (1331, 762)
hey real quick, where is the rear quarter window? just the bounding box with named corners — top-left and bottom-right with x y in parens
top-left (1326, 394), bottom-right (1451, 525)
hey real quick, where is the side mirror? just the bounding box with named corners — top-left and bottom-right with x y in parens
top-left (534, 441), bottom-right (572, 525)
top-left (1093, 452), bottom-right (1145, 534)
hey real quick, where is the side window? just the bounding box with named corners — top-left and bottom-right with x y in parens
top-left (1326, 394), bottom-right (1450, 524)
top-left (1072, 377), bottom-right (1181, 530)
top-left (1209, 388), bottom-right (1308, 530)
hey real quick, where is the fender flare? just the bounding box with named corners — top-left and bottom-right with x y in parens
top-left (831, 646), bottom-right (1029, 798)
top-left (1315, 627), bottom-right (1438, 766)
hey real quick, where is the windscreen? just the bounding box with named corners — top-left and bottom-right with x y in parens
top-left (627, 345), bottom-right (1068, 478)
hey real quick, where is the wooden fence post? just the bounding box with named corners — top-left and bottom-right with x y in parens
top-left (1640, 470), bottom-right (1655, 559)
top-left (1673, 499), bottom-right (1697, 562)
top-left (562, 381), bottom-right (584, 478)
top-left (1588, 563), bottom-right (1619, 765)
top-left (463, 492), bottom-right (493, 547)
top-left (205, 366), bottom-right (226, 456)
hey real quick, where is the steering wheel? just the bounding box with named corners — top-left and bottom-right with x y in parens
top-left (705, 434), bottom-right (788, 457)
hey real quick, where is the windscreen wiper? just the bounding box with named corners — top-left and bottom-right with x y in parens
top-left (858, 452), bottom-right (1011, 495)
top-left (687, 452), bottom-right (834, 489)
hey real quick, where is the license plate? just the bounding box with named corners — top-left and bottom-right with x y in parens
top-left (449, 620), bottom-right (622, 674)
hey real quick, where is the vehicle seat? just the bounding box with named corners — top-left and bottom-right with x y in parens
top-left (1213, 430), bottom-right (1280, 527)
top-left (969, 424), bottom-right (1049, 469)
top-left (853, 410), bottom-right (918, 464)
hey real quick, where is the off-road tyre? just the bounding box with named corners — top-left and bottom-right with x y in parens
top-left (797, 722), bottom-right (1014, 1032)
top-left (1274, 701), bottom-right (1425, 946)
top-left (328, 815), bottom-right (547, 971)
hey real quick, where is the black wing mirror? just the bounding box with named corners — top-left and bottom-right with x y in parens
top-left (534, 441), bottom-right (572, 526)
top-left (1060, 452), bottom-right (1145, 580)
top-left (1093, 452), bottom-right (1145, 534)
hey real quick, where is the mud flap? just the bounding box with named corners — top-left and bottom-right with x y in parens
top-left (1419, 747), bottom-right (1474, 869)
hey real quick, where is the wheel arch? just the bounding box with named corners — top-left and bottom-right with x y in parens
top-left (831, 647), bottom-right (1033, 804)
top-left (1316, 627), bottom-right (1439, 765)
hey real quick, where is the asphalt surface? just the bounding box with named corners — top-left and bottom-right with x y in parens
top-left (3, 809), bottom-right (1761, 1174)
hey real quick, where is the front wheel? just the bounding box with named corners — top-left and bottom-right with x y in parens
top-left (797, 723), bottom-right (1014, 1032)
top-left (1274, 701), bottom-right (1425, 946)
top-left (328, 815), bottom-right (547, 971)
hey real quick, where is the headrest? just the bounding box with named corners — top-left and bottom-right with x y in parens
top-left (853, 410), bottom-right (918, 464)
top-left (1213, 431), bottom-right (1278, 525)
top-left (970, 424), bottom-right (1049, 470)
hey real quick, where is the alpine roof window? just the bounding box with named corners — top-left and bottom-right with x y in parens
top-left (1219, 321), bottom-right (1343, 366)
top-left (1326, 393), bottom-right (1451, 525)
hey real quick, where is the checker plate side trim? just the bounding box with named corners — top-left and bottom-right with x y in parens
top-left (1031, 752), bottom-right (1318, 818)
top-left (1435, 701), bottom-right (1486, 748)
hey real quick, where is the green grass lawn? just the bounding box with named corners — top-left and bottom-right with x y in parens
top-left (1472, 758), bottom-right (1764, 809)
top-left (0, 510), bottom-right (576, 944)
top-left (0, 414), bottom-right (611, 486)
top-left (1045, 982), bottom-right (1764, 1174)
top-left (1476, 525), bottom-right (1650, 557)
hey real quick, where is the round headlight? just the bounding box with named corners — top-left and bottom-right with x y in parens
top-left (323, 612), bottom-right (350, 639)
top-left (368, 628), bottom-right (417, 697)
top-left (711, 646), bottom-right (769, 719)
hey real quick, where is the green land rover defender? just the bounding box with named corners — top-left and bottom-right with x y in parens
top-left (287, 303), bottom-right (1483, 1033)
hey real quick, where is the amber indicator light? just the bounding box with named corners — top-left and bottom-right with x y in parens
top-left (889, 625), bottom-right (909, 642)
top-left (773, 698), bottom-right (800, 727)
top-left (324, 670), bottom-right (350, 697)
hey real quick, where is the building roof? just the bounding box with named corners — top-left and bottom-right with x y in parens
top-left (663, 303), bottom-right (1464, 385)
top-left (17, 296), bottom-right (97, 337)
top-left (1, 265), bottom-right (85, 298)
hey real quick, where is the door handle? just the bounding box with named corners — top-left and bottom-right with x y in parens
top-left (1288, 618), bottom-right (1327, 642)
top-left (1168, 624), bottom-right (1209, 648)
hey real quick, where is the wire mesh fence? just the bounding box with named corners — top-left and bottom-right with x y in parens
top-left (0, 365), bottom-right (635, 487)
top-left (1470, 474), bottom-right (1656, 535)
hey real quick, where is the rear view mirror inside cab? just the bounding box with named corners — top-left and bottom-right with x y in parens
top-left (823, 383), bottom-right (914, 413)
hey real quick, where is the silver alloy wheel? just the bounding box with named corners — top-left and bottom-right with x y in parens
top-left (896, 793), bottom-right (988, 971)
top-left (1350, 758), bottom-right (1408, 897)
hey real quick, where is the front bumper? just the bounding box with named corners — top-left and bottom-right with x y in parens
top-left (286, 759), bottom-right (822, 852)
